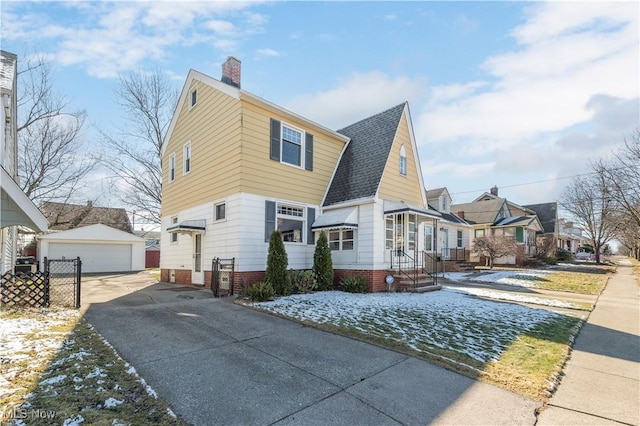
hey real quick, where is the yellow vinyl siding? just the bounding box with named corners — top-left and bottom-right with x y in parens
top-left (162, 82), bottom-right (242, 216)
top-left (163, 79), bottom-right (347, 216)
top-left (238, 99), bottom-right (345, 205)
top-left (378, 112), bottom-right (424, 206)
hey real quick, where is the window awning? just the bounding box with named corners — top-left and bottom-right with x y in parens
top-left (167, 219), bottom-right (206, 234)
top-left (311, 207), bottom-right (358, 231)
top-left (383, 200), bottom-right (441, 219)
top-left (1, 166), bottom-right (48, 232)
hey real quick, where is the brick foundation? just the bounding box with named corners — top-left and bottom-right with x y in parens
top-left (334, 269), bottom-right (390, 293)
top-left (161, 268), bottom-right (393, 294)
top-left (233, 271), bottom-right (266, 295)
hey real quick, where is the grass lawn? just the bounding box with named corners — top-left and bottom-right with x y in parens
top-left (1, 308), bottom-right (185, 426)
top-left (536, 270), bottom-right (610, 295)
top-left (251, 289), bottom-right (584, 402)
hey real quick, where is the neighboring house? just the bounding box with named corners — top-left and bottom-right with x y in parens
top-left (523, 202), bottom-right (559, 255)
top-left (451, 187), bottom-right (543, 265)
top-left (557, 218), bottom-right (586, 254)
top-left (38, 224), bottom-right (145, 273)
top-left (135, 230), bottom-right (161, 268)
top-left (0, 50), bottom-right (48, 274)
top-left (425, 187), bottom-right (471, 261)
top-left (41, 201), bottom-right (133, 233)
top-left (160, 57), bottom-right (441, 292)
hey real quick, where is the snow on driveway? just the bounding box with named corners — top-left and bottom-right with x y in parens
top-left (256, 290), bottom-right (561, 364)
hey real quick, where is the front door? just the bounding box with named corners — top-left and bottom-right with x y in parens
top-left (192, 233), bottom-right (204, 285)
top-left (441, 228), bottom-right (449, 259)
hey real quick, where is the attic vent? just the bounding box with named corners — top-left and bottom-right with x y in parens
top-left (221, 56), bottom-right (241, 88)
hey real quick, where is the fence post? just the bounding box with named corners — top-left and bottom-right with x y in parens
top-left (75, 257), bottom-right (82, 309)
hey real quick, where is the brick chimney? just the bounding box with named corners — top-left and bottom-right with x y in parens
top-left (221, 56), bottom-right (241, 88)
top-left (490, 185), bottom-right (498, 196)
top-left (457, 211), bottom-right (465, 220)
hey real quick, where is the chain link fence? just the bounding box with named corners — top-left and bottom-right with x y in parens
top-left (46, 258), bottom-right (82, 308)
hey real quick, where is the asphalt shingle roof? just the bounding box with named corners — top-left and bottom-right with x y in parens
top-left (323, 103), bottom-right (406, 207)
top-left (41, 202), bottom-right (133, 233)
top-left (450, 198), bottom-right (506, 225)
top-left (523, 202), bottom-right (557, 234)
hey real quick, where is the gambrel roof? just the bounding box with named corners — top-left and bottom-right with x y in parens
top-left (323, 103), bottom-right (407, 206)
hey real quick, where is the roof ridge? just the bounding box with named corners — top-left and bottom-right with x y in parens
top-left (337, 102), bottom-right (406, 133)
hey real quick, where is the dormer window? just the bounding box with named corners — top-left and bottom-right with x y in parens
top-left (399, 145), bottom-right (407, 176)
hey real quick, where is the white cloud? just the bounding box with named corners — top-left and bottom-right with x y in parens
top-left (1, 2), bottom-right (266, 79)
top-left (418, 2), bottom-right (639, 149)
top-left (285, 71), bottom-right (427, 129)
top-left (257, 48), bottom-right (280, 57)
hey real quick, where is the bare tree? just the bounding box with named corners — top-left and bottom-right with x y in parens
top-left (17, 56), bottom-right (96, 205)
top-left (471, 235), bottom-right (518, 268)
top-left (592, 128), bottom-right (640, 228)
top-left (100, 69), bottom-right (178, 224)
top-left (560, 174), bottom-right (620, 263)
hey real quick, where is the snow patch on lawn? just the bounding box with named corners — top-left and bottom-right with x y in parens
top-left (443, 270), bottom-right (552, 287)
top-left (256, 291), bottom-right (560, 363)
top-left (444, 287), bottom-right (583, 310)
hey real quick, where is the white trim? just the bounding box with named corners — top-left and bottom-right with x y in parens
top-left (168, 153), bottom-right (176, 182)
top-left (183, 141), bottom-right (192, 175)
top-left (189, 85), bottom-right (198, 110)
top-left (214, 201), bottom-right (226, 222)
top-left (0, 166), bottom-right (48, 232)
top-left (280, 121), bottom-right (305, 169)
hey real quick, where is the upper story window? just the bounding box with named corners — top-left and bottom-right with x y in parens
top-left (190, 88), bottom-right (198, 108)
top-left (270, 118), bottom-right (313, 171)
top-left (183, 142), bottom-right (191, 174)
top-left (169, 154), bottom-right (176, 182)
top-left (399, 145), bottom-right (407, 176)
top-left (441, 195), bottom-right (448, 212)
top-left (282, 125), bottom-right (302, 167)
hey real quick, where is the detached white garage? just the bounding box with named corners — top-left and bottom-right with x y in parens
top-left (38, 224), bottom-right (145, 273)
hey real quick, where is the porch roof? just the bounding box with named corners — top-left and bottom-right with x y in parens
top-left (0, 166), bottom-right (48, 232)
top-left (311, 207), bottom-right (358, 231)
top-left (167, 219), bottom-right (206, 234)
top-left (383, 200), bottom-right (441, 219)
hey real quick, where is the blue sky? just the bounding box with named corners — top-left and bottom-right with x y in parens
top-left (2, 1), bottom-right (639, 208)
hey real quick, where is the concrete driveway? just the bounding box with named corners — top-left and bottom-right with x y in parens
top-left (81, 272), bottom-right (539, 425)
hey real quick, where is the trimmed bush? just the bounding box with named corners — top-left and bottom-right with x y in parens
top-left (339, 275), bottom-right (367, 293)
top-left (556, 249), bottom-right (572, 262)
top-left (266, 230), bottom-right (292, 295)
top-left (313, 231), bottom-right (334, 291)
top-left (246, 281), bottom-right (275, 302)
top-left (290, 270), bottom-right (317, 294)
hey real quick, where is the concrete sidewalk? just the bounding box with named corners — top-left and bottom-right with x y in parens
top-left (537, 258), bottom-right (640, 425)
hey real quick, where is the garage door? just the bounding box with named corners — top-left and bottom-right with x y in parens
top-left (48, 243), bottom-right (132, 273)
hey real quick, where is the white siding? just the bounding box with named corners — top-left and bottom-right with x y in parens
top-left (160, 192), bottom-right (319, 273)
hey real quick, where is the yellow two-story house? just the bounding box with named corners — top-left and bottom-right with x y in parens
top-left (161, 57), bottom-right (441, 292)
